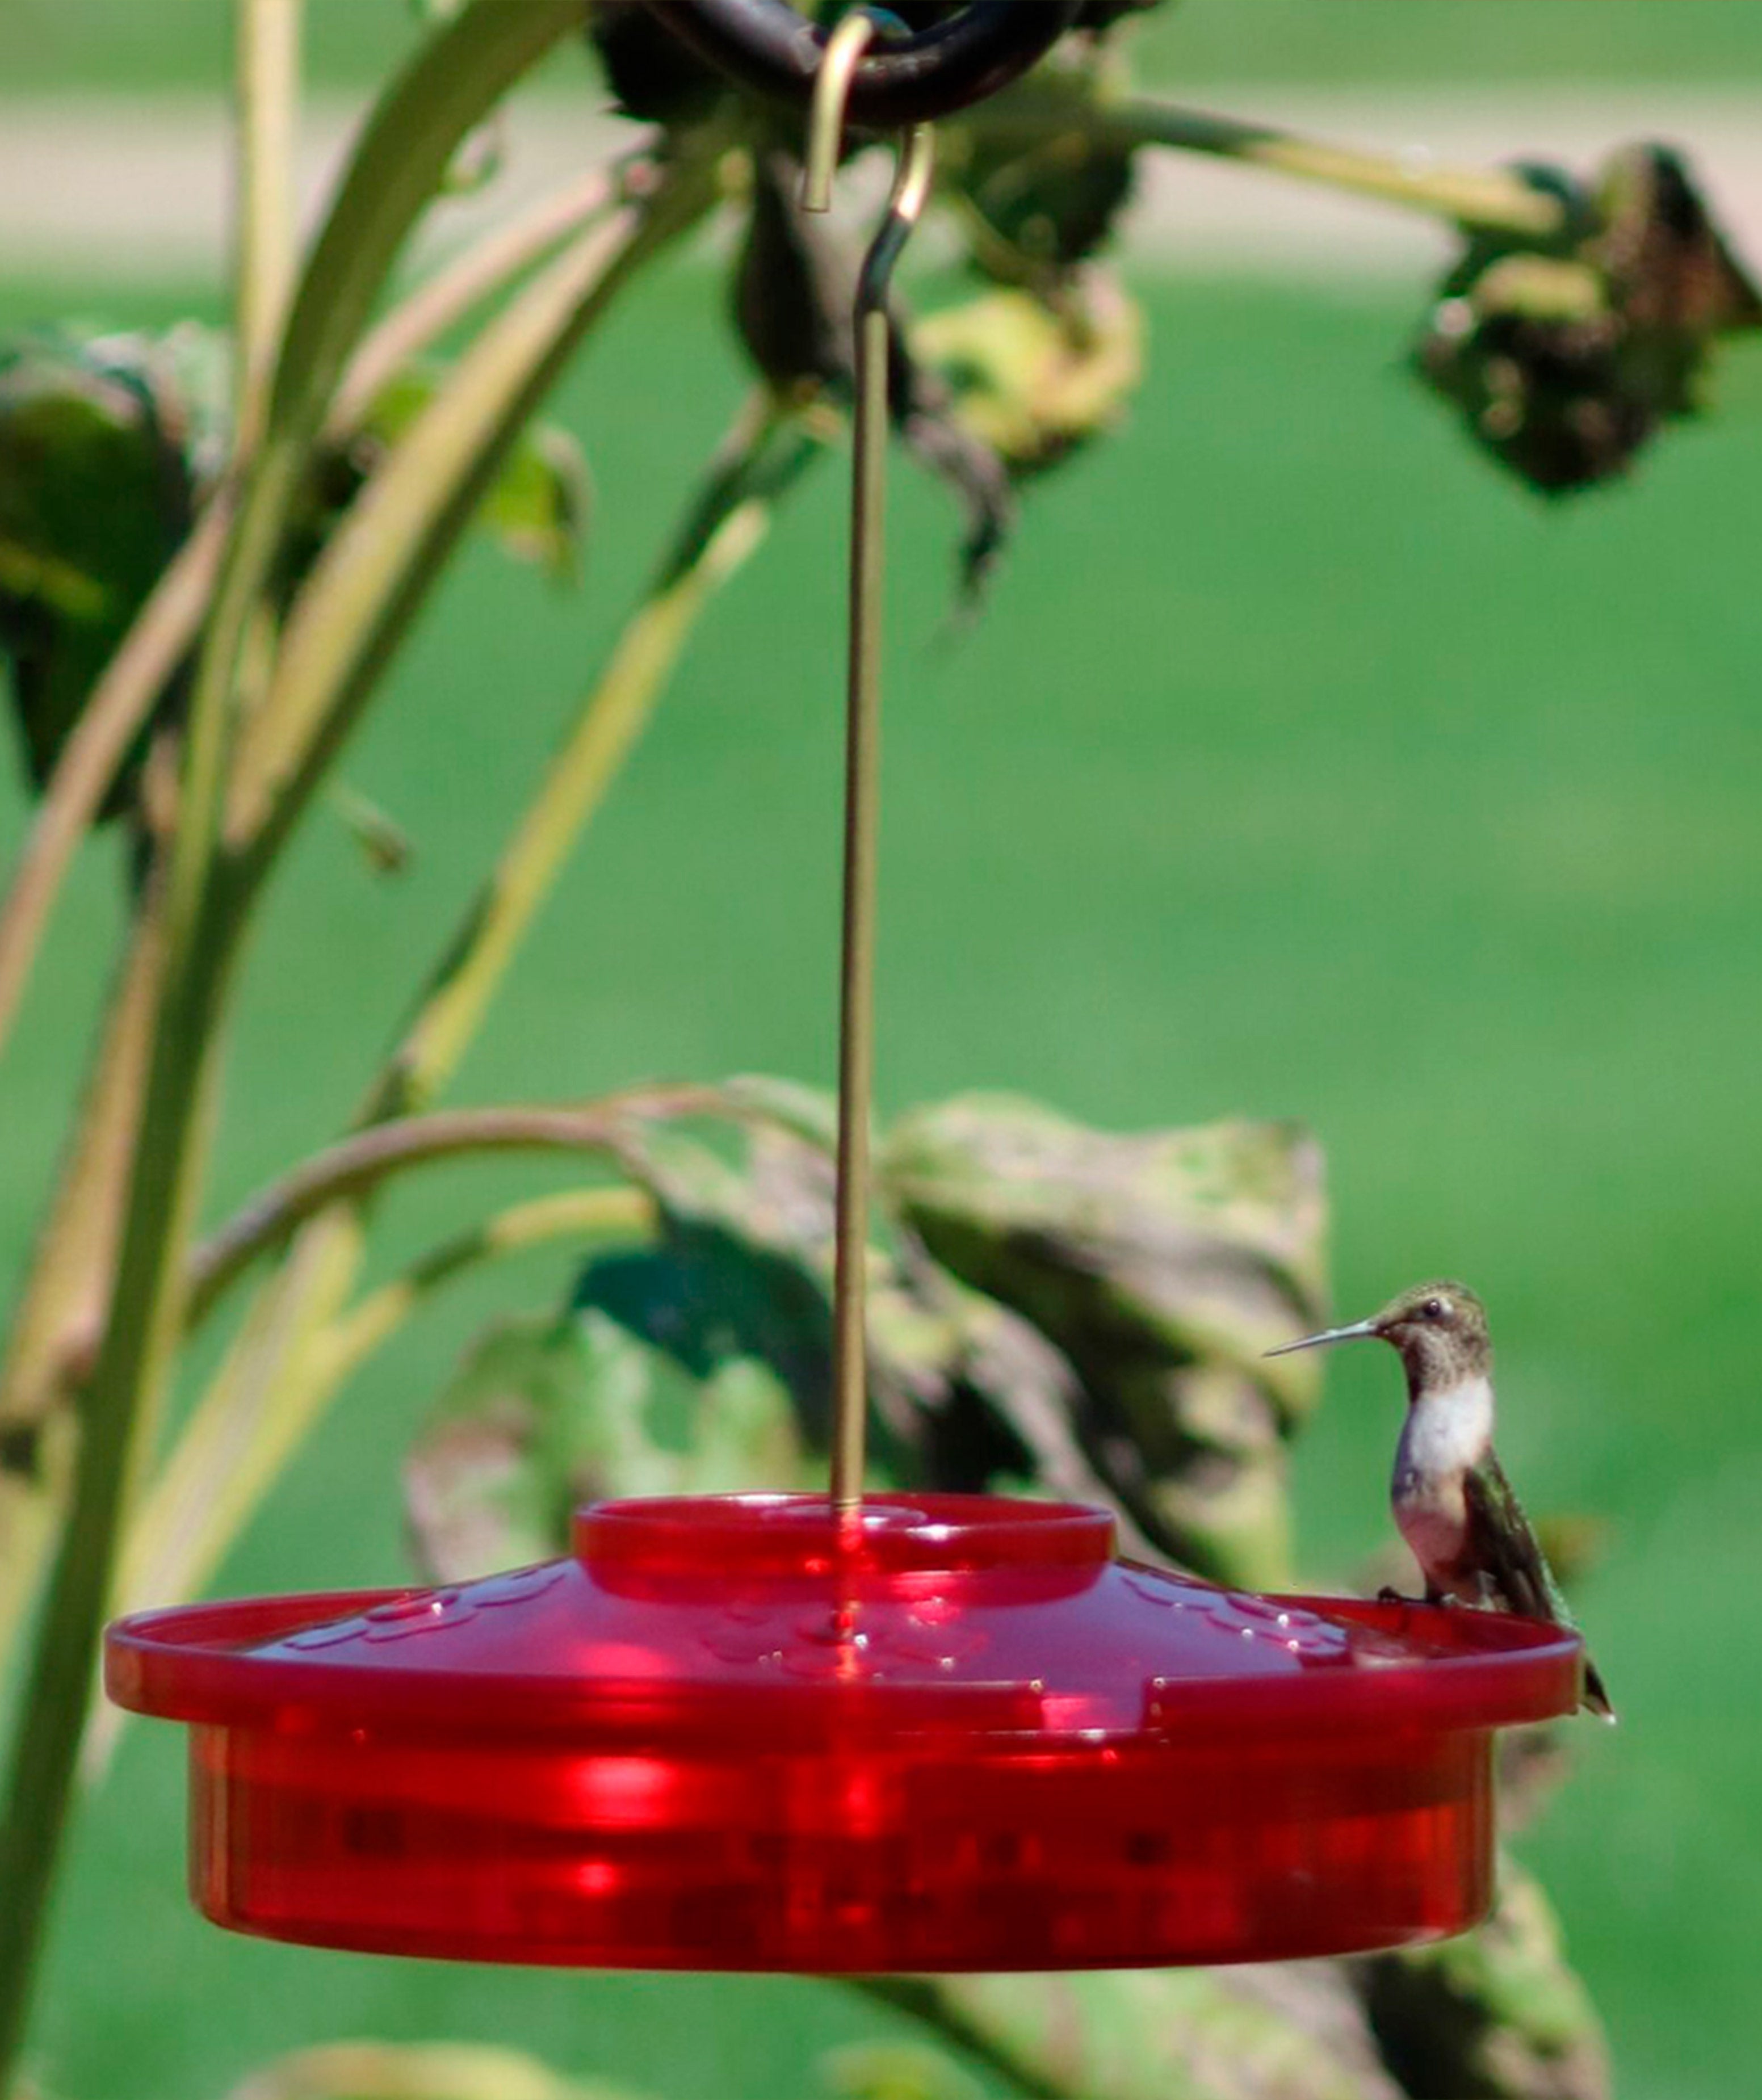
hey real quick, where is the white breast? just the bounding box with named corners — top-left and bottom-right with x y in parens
top-left (1391, 1376), bottom-right (1495, 1586)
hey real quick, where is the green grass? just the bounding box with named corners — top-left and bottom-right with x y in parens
top-left (6, 245), bottom-right (1762, 2100)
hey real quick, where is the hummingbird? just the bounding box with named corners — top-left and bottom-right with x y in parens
top-left (1268, 1279), bottom-right (1614, 1719)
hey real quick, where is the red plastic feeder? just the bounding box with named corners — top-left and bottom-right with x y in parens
top-left (106, 1493), bottom-right (1581, 1971)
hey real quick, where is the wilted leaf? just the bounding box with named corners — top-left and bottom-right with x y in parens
top-left (339, 363), bottom-right (589, 582)
top-left (0, 327), bottom-right (200, 810)
top-left (405, 1313), bottom-right (606, 1579)
top-left (1355, 1857), bottom-right (1612, 2100)
top-left (1415, 144), bottom-right (1762, 492)
top-left (602, 1087), bottom-right (1110, 1492)
top-left (882, 1094), bottom-right (1328, 1584)
top-left (912, 273), bottom-right (1143, 477)
top-left (226, 2040), bottom-right (648, 2100)
top-left (408, 1081), bottom-right (1328, 1584)
top-left (405, 1249), bottom-right (813, 1585)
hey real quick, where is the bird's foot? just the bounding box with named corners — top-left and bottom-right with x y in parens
top-left (1375, 1585), bottom-right (1412, 1607)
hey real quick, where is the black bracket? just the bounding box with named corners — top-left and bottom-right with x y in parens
top-left (646, 2), bottom-right (1082, 128)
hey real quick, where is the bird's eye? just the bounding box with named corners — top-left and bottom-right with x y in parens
top-left (1422, 1297), bottom-right (1448, 1321)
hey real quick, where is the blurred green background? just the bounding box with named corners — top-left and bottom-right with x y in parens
top-left (3, 6), bottom-right (1761, 2100)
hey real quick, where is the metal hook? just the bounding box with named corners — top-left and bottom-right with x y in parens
top-left (827, 116), bottom-right (937, 1518)
top-left (802, 9), bottom-right (876, 215)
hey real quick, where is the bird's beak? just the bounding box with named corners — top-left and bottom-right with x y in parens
top-left (1264, 1317), bottom-right (1379, 1358)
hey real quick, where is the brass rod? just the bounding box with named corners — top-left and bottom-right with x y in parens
top-left (828, 123), bottom-right (934, 1517)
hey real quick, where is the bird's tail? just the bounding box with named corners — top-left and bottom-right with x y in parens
top-left (1581, 1653), bottom-right (1617, 1724)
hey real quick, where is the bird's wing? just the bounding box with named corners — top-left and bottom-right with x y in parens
top-left (1465, 1450), bottom-right (1616, 1720)
top-left (1462, 1448), bottom-right (1576, 1627)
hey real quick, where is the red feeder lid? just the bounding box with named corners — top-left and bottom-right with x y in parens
top-left (106, 1493), bottom-right (1582, 1972)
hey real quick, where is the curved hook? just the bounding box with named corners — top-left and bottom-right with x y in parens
top-left (802, 10), bottom-right (876, 215)
top-left (855, 120), bottom-right (935, 321)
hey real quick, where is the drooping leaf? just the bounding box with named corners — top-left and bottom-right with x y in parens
top-left (1415, 144), bottom-right (1762, 493)
top-left (1355, 1857), bottom-right (1612, 2100)
top-left (405, 1314), bottom-right (603, 1578)
top-left (601, 1087), bottom-right (1118, 1492)
top-left (405, 1266), bottom-right (812, 1585)
top-left (225, 2040), bottom-right (651, 2100)
top-left (882, 1094), bottom-right (1328, 1585)
top-left (0, 327), bottom-right (200, 810)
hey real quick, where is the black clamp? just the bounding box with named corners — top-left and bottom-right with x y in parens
top-left (647, 2), bottom-right (1082, 128)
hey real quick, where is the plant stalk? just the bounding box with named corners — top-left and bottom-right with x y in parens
top-left (183, 1096), bottom-right (705, 1319)
top-left (87, 1185), bottom-right (653, 1777)
top-left (0, 873), bottom-right (168, 1678)
top-left (227, 160), bottom-right (718, 867)
top-left (118, 404), bottom-right (821, 1681)
top-left (0, 6), bottom-right (586, 2075)
top-left (326, 158), bottom-right (637, 439)
top-left (233, 0), bottom-right (305, 452)
top-left (974, 86), bottom-right (1568, 239)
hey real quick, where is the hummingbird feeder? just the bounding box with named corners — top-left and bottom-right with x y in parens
top-left (105, 0), bottom-right (1588, 1975)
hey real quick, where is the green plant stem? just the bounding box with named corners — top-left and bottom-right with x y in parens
top-left (228, 157), bottom-right (718, 867)
top-left (975, 86), bottom-right (1567, 239)
top-left (0, 149), bottom-right (629, 1071)
top-left (120, 403), bottom-right (821, 1707)
top-left (319, 1186), bottom-right (656, 1385)
top-left (0, 460), bottom-right (244, 2100)
top-left (0, 7), bottom-right (586, 2076)
top-left (852, 1982), bottom-right (1069, 2100)
top-left (233, 0), bottom-right (304, 451)
top-left (368, 400), bottom-right (815, 1120)
top-left (183, 1094), bottom-right (706, 1320)
top-left (0, 875), bottom-right (167, 1677)
top-left (326, 158), bottom-right (636, 439)
top-left (87, 1184), bottom-right (653, 1777)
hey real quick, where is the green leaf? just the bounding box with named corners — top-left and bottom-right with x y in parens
top-left (597, 1088), bottom-right (1094, 1492)
top-left (405, 1080), bottom-right (1329, 1584)
top-left (264, 0), bottom-right (586, 465)
top-left (882, 1094), bottom-right (1328, 1585)
top-left (0, 329), bottom-right (199, 809)
top-left (405, 1228), bottom-right (817, 1584)
top-left (341, 363), bottom-right (589, 582)
top-left (225, 2040), bottom-right (651, 2100)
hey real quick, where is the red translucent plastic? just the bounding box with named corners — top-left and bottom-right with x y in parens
top-left (105, 1493), bottom-right (1584, 1971)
